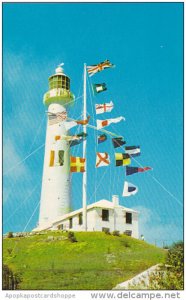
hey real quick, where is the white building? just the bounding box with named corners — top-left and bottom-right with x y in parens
top-left (34, 195), bottom-right (139, 239)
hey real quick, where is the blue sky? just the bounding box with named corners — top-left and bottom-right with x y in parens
top-left (3, 3), bottom-right (183, 246)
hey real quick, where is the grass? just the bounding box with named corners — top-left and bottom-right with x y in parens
top-left (3, 231), bottom-right (166, 290)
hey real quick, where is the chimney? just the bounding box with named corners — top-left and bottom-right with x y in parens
top-left (112, 195), bottom-right (119, 206)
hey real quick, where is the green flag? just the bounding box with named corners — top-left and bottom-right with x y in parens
top-left (92, 83), bottom-right (107, 94)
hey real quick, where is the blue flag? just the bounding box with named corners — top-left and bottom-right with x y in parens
top-left (122, 181), bottom-right (138, 197)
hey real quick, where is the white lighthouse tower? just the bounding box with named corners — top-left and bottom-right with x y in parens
top-left (37, 65), bottom-right (74, 229)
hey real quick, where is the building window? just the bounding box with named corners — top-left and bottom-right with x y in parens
top-left (102, 227), bottom-right (110, 233)
top-left (102, 209), bottom-right (109, 221)
top-left (124, 230), bottom-right (132, 236)
top-left (79, 213), bottom-right (83, 225)
top-left (126, 212), bottom-right (132, 224)
top-left (57, 224), bottom-right (63, 230)
top-left (69, 218), bottom-right (73, 229)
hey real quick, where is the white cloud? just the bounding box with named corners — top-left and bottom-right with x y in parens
top-left (132, 205), bottom-right (183, 246)
top-left (3, 138), bottom-right (28, 179)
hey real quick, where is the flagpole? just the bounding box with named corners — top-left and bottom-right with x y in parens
top-left (83, 63), bottom-right (87, 231)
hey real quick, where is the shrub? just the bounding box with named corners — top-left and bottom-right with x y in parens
top-left (103, 228), bottom-right (111, 235)
top-left (163, 245), bottom-right (169, 249)
top-left (16, 233), bottom-right (24, 237)
top-left (67, 232), bottom-right (77, 243)
top-left (7, 232), bottom-right (14, 238)
top-left (112, 230), bottom-right (120, 237)
top-left (149, 241), bottom-right (184, 290)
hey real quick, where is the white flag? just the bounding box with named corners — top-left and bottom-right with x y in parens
top-left (96, 152), bottom-right (110, 167)
top-left (97, 116), bottom-right (125, 129)
top-left (122, 181), bottom-right (138, 197)
top-left (95, 101), bottom-right (114, 114)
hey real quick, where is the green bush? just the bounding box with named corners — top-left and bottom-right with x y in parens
top-left (67, 231), bottom-right (77, 243)
top-left (7, 232), bottom-right (14, 238)
top-left (149, 241), bottom-right (184, 290)
top-left (112, 230), bottom-right (120, 237)
top-left (103, 228), bottom-right (111, 235)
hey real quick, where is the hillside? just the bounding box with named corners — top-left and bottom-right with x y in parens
top-left (3, 231), bottom-right (166, 290)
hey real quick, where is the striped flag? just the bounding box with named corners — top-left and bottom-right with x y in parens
top-left (96, 152), bottom-right (110, 168)
top-left (97, 116), bottom-right (125, 129)
top-left (125, 146), bottom-right (141, 157)
top-left (70, 156), bottom-right (86, 172)
top-left (122, 181), bottom-right (138, 197)
top-left (115, 153), bottom-right (131, 167)
top-left (95, 101), bottom-right (114, 114)
top-left (126, 166), bottom-right (152, 176)
top-left (87, 60), bottom-right (115, 77)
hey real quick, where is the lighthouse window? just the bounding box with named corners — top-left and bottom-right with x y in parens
top-left (102, 209), bottom-right (109, 221)
top-left (66, 82), bottom-right (70, 89)
top-left (49, 75), bottom-right (70, 90)
top-left (57, 224), bottom-right (63, 230)
top-left (126, 212), bottom-right (132, 224)
top-left (58, 150), bottom-right (64, 166)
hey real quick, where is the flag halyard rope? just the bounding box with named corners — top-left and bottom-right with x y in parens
top-left (108, 124), bottom-right (183, 207)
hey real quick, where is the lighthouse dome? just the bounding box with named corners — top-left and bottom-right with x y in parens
top-left (55, 66), bottom-right (64, 75)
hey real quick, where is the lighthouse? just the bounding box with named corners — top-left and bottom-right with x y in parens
top-left (38, 65), bottom-right (74, 229)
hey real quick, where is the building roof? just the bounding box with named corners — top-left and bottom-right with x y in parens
top-left (52, 199), bottom-right (139, 225)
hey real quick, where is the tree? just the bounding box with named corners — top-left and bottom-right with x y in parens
top-left (2, 264), bottom-right (21, 290)
top-left (7, 232), bottom-right (14, 238)
top-left (149, 241), bottom-right (184, 290)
